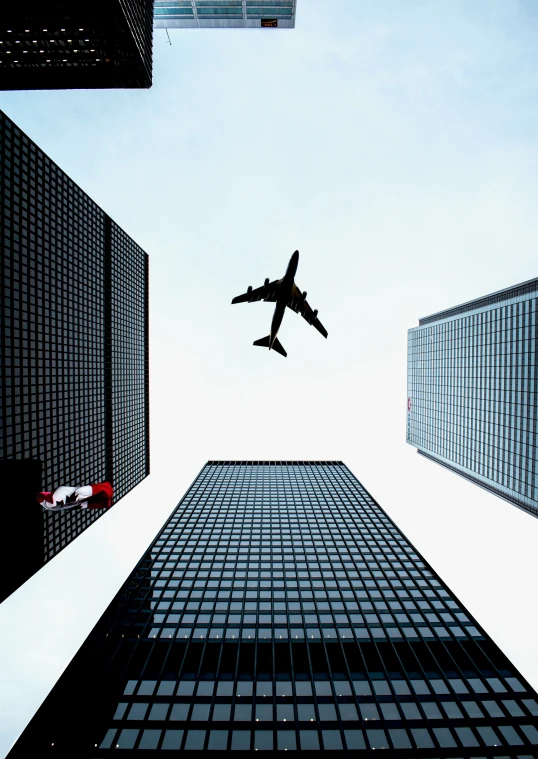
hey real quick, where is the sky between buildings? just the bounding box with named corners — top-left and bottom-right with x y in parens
top-left (1, 0), bottom-right (538, 754)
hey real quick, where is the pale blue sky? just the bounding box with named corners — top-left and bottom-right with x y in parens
top-left (1, 1), bottom-right (538, 754)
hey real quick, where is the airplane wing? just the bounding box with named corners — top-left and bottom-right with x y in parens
top-left (288, 284), bottom-right (328, 338)
top-left (231, 279), bottom-right (280, 305)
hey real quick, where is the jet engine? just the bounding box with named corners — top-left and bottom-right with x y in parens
top-left (312, 309), bottom-right (318, 319)
top-left (264, 278), bottom-right (270, 288)
top-left (301, 291), bottom-right (308, 301)
top-left (247, 286), bottom-right (252, 294)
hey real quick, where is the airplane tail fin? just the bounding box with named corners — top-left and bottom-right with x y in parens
top-left (253, 335), bottom-right (287, 357)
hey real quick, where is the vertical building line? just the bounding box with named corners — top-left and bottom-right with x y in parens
top-left (191, 0), bottom-right (199, 27)
top-left (104, 214), bottom-right (114, 489)
top-left (144, 252), bottom-right (150, 476)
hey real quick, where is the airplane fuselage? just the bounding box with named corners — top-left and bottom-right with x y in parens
top-left (269, 250), bottom-right (299, 349)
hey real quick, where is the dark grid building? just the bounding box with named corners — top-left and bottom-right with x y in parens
top-left (407, 278), bottom-right (538, 518)
top-left (9, 462), bottom-right (538, 756)
top-left (154, 0), bottom-right (296, 29)
top-left (0, 0), bottom-right (153, 90)
top-left (0, 111), bottom-right (150, 600)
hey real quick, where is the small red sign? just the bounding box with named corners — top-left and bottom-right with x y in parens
top-left (407, 397), bottom-right (412, 411)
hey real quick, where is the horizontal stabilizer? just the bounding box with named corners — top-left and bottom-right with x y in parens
top-left (253, 335), bottom-right (287, 357)
top-left (272, 337), bottom-right (287, 358)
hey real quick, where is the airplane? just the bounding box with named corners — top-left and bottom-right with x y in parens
top-left (231, 249), bottom-right (328, 357)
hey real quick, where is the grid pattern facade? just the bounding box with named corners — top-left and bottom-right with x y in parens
top-left (154, 1), bottom-right (296, 29)
top-left (407, 281), bottom-right (538, 518)
top-left (0, 0), bottom-right (154, 90)
top-left (110, 222), bottom-right (150, 502)
top-left (0, 110), bottom-right (150, 567)
top-left (9, 462), bottom-right (538, 756)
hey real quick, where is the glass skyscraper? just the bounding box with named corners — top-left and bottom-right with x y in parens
top-left (9, 462), bottom-right (538, 755)
top-left (0, 1), bottom-right (154, 90)
top-left (0, 111), bottom-right (150, 601)
top-left (154, 1), bottom-right (296, 29)
top-left (407, 278), bottom-right (537, 518)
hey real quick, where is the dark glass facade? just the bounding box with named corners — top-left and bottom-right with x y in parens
top-left (407, 278), bottom-right (538, 518)
top-left (9, 462), bottom-right (538, 756)
top-left (0, 111), bottom-right (150, 599)
top-left (0, 0), bottom-right (153, 90)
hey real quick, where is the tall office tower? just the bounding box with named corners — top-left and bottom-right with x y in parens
top-left (154, 0), bottom-right (297, 29)
top-left (0, 1), bottom-right (153, 90)
top-left (0, 110), bottom-right (150, 602)
top-left (9, 461), bottom-right (538, 756)
top-left (407, 278), bottom-right (538, 519)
